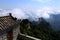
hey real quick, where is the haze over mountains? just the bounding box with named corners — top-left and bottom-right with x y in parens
top-left (48, 14), bottom-right (60, 30)
top-left (0, 8), bottom-right (60, 30)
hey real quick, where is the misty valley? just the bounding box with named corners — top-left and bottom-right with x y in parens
top-left (17, 17), bottom-right (60, 40)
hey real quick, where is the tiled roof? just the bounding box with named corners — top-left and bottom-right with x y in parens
top-left (0, 16), bottom-right (19, 35)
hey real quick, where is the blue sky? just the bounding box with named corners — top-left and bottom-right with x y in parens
top-left (0, 0), bottom-right (60, 10)
top-left (0, 0), bottom-right (60, 30)
top-left (0, 0), bottom-right (60, 19)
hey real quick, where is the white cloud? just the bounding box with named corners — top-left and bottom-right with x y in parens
top-left (55, 10), bottom-right (60, 13)
top-left (32, 0), bottom-right (52, 2)
top-left (0, 6), bottom-right (60, 20)
top-left (0, 8), bottom-right (29, 19)
top-left (11, 8), bottom-right (29, 19)
top-left (0, 9), bottom-right (9, 16)
top-left (33, 6), bottom-right (54, 19)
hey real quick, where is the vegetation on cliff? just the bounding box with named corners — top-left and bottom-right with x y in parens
top-left (20, 18), bottom-right (60, 40)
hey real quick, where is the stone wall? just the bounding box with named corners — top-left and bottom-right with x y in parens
top-left (13, 26), bottom-right (20, 40)
top-left (17, 34), bottom-right (41, 40)
top-left (0, 25), bottom-right (20, 40)
top-left (0, 34), bottom-right (7, 40)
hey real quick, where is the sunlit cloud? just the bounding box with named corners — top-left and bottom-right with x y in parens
top-left (33, 6), bottom-right (54, 18)
top-left (0, 6), bottom-right (60, 20)
top-left (0, 9), bottom-right (9, 16)
top-left (11, 8), bottom-right (29, 19)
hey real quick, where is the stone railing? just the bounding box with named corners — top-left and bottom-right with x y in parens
top-left (17, 33), bottom-right (41, 40)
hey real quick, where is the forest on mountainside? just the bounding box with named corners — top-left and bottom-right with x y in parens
top-left (19, 18), bottom-right (60, 40)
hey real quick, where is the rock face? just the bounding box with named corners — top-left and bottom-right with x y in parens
top-left (0, 14), bottom-right (20, 40)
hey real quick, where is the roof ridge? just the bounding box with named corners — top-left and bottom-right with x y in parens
top-left (0, 16), bottom-right (11, 18)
